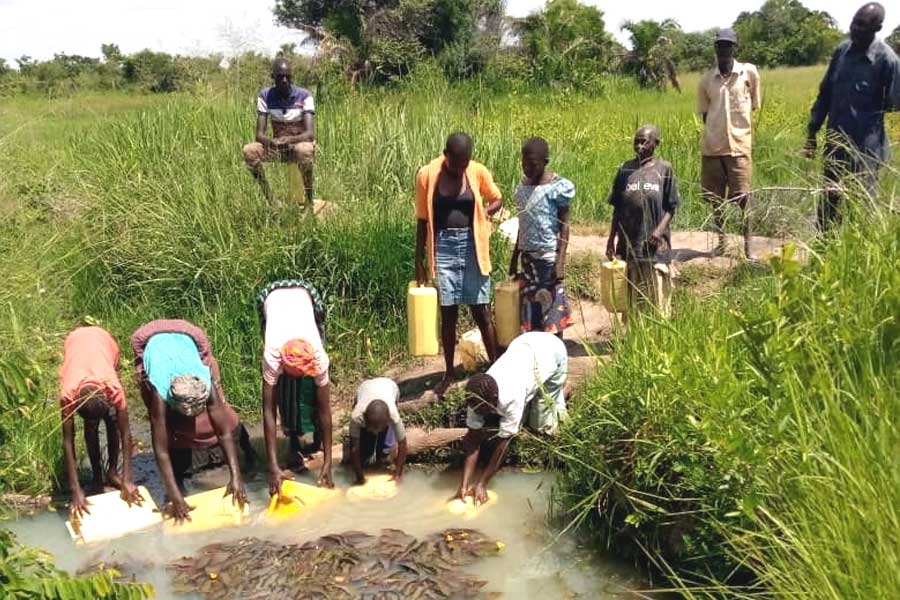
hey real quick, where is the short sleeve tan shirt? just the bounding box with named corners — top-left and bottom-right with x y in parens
top-left (697, 61), bottom-right (761, 157)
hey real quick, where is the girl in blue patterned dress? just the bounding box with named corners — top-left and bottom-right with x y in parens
top-left (509, 137), bottom-right (575, 338)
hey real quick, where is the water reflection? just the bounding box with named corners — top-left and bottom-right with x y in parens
top-left (8, 469), bottom-right (644, 598)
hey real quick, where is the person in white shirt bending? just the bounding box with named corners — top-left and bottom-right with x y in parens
top-left (457, 332), bottom-right (568, 505)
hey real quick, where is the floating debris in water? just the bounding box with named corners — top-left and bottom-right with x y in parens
top-left (168, 528), bottom-right (504, 598)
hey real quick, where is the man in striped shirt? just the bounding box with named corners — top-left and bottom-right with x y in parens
top-left (242, 58), bottom-right (316, 205)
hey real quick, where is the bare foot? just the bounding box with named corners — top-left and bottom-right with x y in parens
top-left (286, 452), bottom-right (308, 471)
top-left (433, 375), bottom-right (454, 398)
top-left (105, 470), bottom-right (123, 490)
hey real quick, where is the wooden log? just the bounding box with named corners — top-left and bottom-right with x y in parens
top-left (302, 427), bottom-right (468, 472)
top-left (398, 391), bottom-right (441, 413)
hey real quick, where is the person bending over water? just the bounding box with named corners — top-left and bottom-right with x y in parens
top-left (348, 377), bottom-right (409, 485)
top-left (258, 279), bottom-right (334, 494)
top-left (60, 325), bottom-right (141, 521)
top-left (457, 332), bottom-right (568, 505)
top-left (131, 319), bottom-right (251, 524)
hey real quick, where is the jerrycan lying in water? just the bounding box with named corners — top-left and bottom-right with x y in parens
top-left (407, 281), bottom-right (439, 356)
top-left (165, 487), bottom-right (249, 535)
top-left (600, 258), bottom-right (628, 313)
top-left (458, 328), bottom-right (488, 372)
top-left (494, 280), bottom-right (521, 348)
top-left (65, 485), bottom-right (161, 545)
top-left (267, 479), bottom-right (339, 520)
top-left (345, 474), bottom-right (399, 503)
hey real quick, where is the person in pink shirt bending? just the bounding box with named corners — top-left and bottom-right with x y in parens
top-left (59, 325), bottom-right (142, 521)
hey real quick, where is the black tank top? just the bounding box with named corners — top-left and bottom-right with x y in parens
top-left (433, 187), bottom-right (475, 229)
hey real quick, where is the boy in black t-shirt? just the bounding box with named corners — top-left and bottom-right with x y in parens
top-left (606, 125), bottom-right (679, 313)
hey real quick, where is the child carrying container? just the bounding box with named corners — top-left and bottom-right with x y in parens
top-left (605, 124), bottom-right (679, 314)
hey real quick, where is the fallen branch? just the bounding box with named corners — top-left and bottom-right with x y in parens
top-left (303, 427), bottom-right (468, 471)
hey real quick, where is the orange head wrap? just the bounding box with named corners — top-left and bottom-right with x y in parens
top-left (280, 338), bottom-right (320, 378)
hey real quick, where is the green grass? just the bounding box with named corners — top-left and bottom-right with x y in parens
top-left (555, 196), bottom-right (900, 597)
top-left (1, 64), bottom-right (899, 597)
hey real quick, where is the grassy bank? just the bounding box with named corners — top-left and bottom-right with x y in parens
top-left (0, 64), bottom-right (886, 503)
top-left (555, 183), bottom-right (899, 598)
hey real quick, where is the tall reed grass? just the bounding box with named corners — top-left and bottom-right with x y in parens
top-left (555, 182), bottom-right (900, 597)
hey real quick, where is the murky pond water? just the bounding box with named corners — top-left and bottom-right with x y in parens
top-left (8, 469), bottom-right (644, 598)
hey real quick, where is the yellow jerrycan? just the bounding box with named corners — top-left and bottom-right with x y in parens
top-left (407, 281), bottom-right (439, 356)
top-left (600, 259), bottom-right (628, 313)
top-left (458, 328), bottom-right (488, 371)
top-left (653, 263), bottom-right (674, 319)
top-left (494, 280), bottom-right (521, 347)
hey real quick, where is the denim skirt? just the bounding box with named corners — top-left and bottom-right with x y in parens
top-left (434, 228), bottom-right (491, 306)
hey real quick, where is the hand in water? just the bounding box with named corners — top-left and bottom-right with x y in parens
top-left (120, 481), bottom-right (143, 507)
top-left (69, 489), bottom-right (91, 520)
top-left (390, 471), bottom-right (403, 484)
top-left (268, 468), bottom-right (290, 497)
top-left (166, 498), bottom-right (195, 525)
top-left (454, 486), bottom-right (472, 502)
top-left (353, 473), bottom-right (366, 486)
top-left (473, 484), bottom-right (489, 506)
top-left (317, 462), bottom-right (334, 489)
top-left (225, 478), bottom-right (248, 509)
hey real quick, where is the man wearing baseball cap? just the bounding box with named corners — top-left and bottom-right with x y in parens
top-left (697, 28), bottom-right (762, 258)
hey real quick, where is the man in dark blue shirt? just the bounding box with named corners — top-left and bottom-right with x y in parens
top-left (804, 2), bottom-right (900, 230)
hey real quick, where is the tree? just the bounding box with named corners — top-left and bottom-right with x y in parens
top-left (887, 25), bottom-right (900, 54)
top-left (278, 43), bottom-right (298, 58)
top-left (122, 50), bottom-right (182, 92)
top-left (0, 59), bottom-right (10, 79)
top-left (511, 0), bottom-right (614, 87)
top-left (733, 0), bottom-right (842, 67)
top-left (101, 43), bottom-right (122, 64)
top-left (621, 19), bottom-right (682, 90)
top-left (669, 29), bottom-right (715, 72)
top-left (15, 55), bottom-right (35, 75)
top-left (273, 0), bottom-right (504, 83)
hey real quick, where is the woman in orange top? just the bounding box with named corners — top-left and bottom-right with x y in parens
top-left (414, 132), bottom-right (503, 396)
top-left (59, 326), bottom-right (141, 521)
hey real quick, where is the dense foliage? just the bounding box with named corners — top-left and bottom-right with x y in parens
top-left (0, 529), bottom-right (153, 599)
top-left (887, 24), bottom-right (900, 53)
top-left (510, 0), bottom-right (614, 87)
top-left (273, 0), bottom-right (504, 82)
top-left (733, 0), bottom-right (843, 67)
top-left (0, 0), bottom-right (853, 96)
top-left (557, 201), bottom-right (900, 596)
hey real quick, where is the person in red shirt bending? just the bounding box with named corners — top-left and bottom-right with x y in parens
top-left (59, 325), bottom-right (142, 521)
